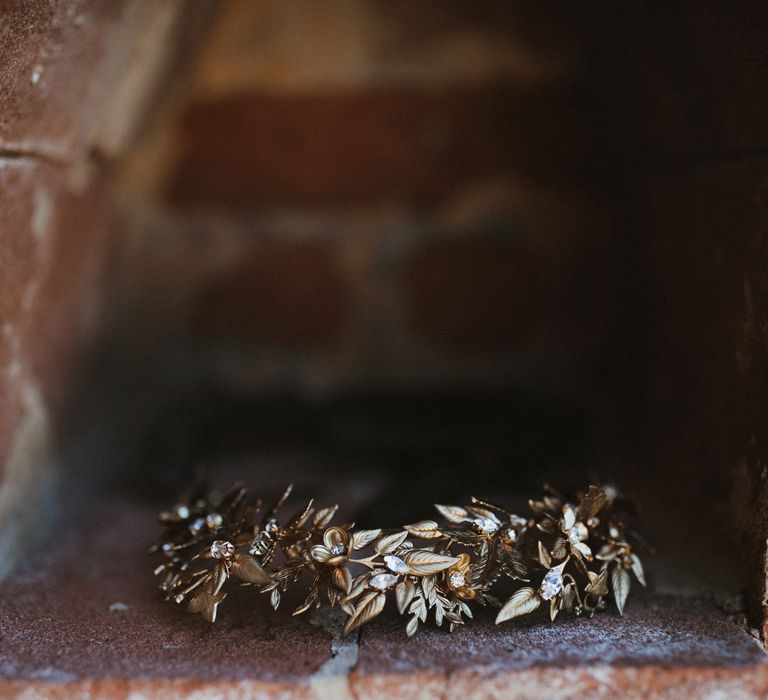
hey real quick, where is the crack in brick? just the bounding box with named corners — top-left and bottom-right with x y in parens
top-left (308, 608), bottom-right (360, 700)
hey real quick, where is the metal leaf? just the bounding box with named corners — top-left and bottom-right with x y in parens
top-left (586, 569), bottom-right (609, 597)
top-left (406, 615), bottom-right (419, 637)
top-left (440, 525), bottom-right (481, 545)
top-left (538, 541), bottom-right (551, 569)
top-left (435, 601), bottom-right (444, 626)
top-left (611, 565), bottom-right (631, 615)
top-left (375, 531), bottom-right (409, 554)
top-left (403, 520), bottom-right (442, 539)
top-left (396, 579), bottom-right (416, 614)
top-left (552, 536), bottom-right (567, 561)
top-left (351, 529), bottom-right (382, 551)
top-left (231, 554), bottom-right (271, 584)
top-left (562, 505), bottom-right (576, 531)
top-left (343, 591), bottom-right (386, 636)
top-left (578, 485), bottom-right (607, 520)
top-left (435, 504), bottom-right (469, 523)
top-left (292, 579), bottom-right (320, 616)
top-left (403, 550), bottom-right (459, 575)
top-left (313, 505), bottom-right (339, 529)
top-left (498, 547), bottom-right (528, 580)
top-left (537, 519), bottom-right (556, 534)
top-left (409, 594), bottom-right (428, 622)
top-left (496, 587), bottom-right (541, 624)
top-left (332, 566), bottom-right (353, 594)
top-left (631, 554), bottom-right (646, 586)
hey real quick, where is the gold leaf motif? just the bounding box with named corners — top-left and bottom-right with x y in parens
top-left (551, 536), bottom-right (567, 560)
top-left (349, 528), bottom-right (381, 551)
top-left (496, 587), bottom-right (541, 624)
top-left (231, 554), bottom-right (271, 584)
top-left (586, 569), bottom-right (608, 597)
top-left (631, 554), bottom-right (646, 586)
top-left (434, 504), bottom-right (469, 523)
top-left (332, 566), bottom-right (352, 594)
top-left (270, 588), bottom-right (281, 610)
top-left (187, 579), bottom-right (227, 623)
top-left (343, 591), bottom-right (386, 636)
top-left (396, 579), bottom-right (416, 614)
top-left (403, 550), bottom-right (459, 575)
top-left (409, 594), bottom-right (427, 622)
top-left (403, 520), bottom-right (442, 539)
top-left (313, 505), bottom-right (339, 529)
top-left (578, 485), bottom-right (607, 520)
top-left (611, 565), bottom-right (631, 615)
top-left (538, 541), bottom-right (551, 569)
top-left (375, 531), bottom-right (409, 554)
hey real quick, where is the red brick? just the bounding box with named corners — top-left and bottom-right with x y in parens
top-left (0, 1), bottom-right (125, 158)
top-left (404, 239), bottom-right (548, 349)
top-left (166, 87), bottom-right (597, 209)
top-left (190, 241), bottom-right (351, 349)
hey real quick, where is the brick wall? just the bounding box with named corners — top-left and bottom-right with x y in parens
top-left (0, 0), bottom-right (212, 576)
top-left (114, 1), bottom-right (625, 422)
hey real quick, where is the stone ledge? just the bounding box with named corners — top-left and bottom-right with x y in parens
top-left (0, 482), bottom-right (765, 698)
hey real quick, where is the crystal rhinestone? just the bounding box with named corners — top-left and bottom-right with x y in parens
top-left (175, 505), bottom-right (190, 519)
top-left (449, 571), bottom-right (466, 588)
top-left (210, 540), bottom-right (235, 559)
top-left (384, 555), bottom-right (409, 574)
top-left (369, 573), bottom-right (398, 590)
top-left (161, 543), bottom-right (173, 552)
top-left (207, 513), bottom-right (223, 529)
top-left (330, 544), bottom-right (346, 556)
top-left (189, 518), bottom-right (206, 534)
top-left (505, 528), bottom-right (518, 542)
top-left (540, 568), bottom-right (563, 601)
top-left (473, 516), bottom-right (499, 534)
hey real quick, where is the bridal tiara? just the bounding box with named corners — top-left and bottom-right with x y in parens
top-left (151, 481), bottom-right (646, 637)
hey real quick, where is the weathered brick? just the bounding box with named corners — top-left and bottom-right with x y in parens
top-left (165, 86), bottom-right (600, 208)
top-left (191, 0), bottom-right (575, 94)
top-left (403, 238), bottom-right (549, 349)
top-left (190, 240), bottom-right (351, 348)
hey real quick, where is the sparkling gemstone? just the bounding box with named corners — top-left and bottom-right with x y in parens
top-left (210, 540), bottom-right (235, 559)
top-left (384, 555), bottom-right (409, 574)
top-left (505, 528), bottom-right (518, 542)
top-left (540, 568), bottom-right (563, 601)
top-left (175, 505), bottom-right (190, 519)
top-left (207, 513), bottom-right (223, 529)
top-left (162, 543), bottom-right (173, 552)
top-left (473, 516), bottom-right (499, 534)
top-left (609, 526), bottom-right (620, 539)
top-left (449, 571), bottom-right (466, 588)
top-left (369, 573), bottom-right (398, 590)
top-left (190, 518), bottom-right (206, 534)
top-left (330, 544), bottom-right (346, 556)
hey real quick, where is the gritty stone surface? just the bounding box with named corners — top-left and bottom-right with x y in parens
top-left (0, 488), bottom-right (766, 698)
